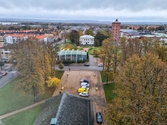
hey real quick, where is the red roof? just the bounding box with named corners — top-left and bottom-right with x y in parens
top-left (35, 35), bottom-right (47, 40)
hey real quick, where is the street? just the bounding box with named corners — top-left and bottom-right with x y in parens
top-left (56, 55), bottom-right (103, 71)
top-left (0, 71), bottom-right (17, 88)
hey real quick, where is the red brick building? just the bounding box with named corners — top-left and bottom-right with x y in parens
top-left (112, 19), bottom-right (121, 41)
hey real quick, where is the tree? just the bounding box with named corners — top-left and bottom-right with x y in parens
top-left (63, 43), bottom-right (74, 50)
top-left (0, 61), bottom-right (4, 70)
top-left (100, 38), bottom-right (120, 84)
top-left (137, 26), bottom-right (144, 31)
top-left (95, 30), bottom-right (109, 46)
top-left (153, 40), bottom-right (167, 63)
top-left (69, 30), bottom-right (80, 45)
top-left (47, 77), bottom-right (60, 88)
top-left (156, 26), bottom-right (165, 31)
top-left (119, 37), bottom-right (153, 64)
top-left (85, 29), bottom-right (94, 36)
top-left (93, 50), bottom-right (100, 57)
top-left (94, 39), bottom-right (100, 47)
top-left (59, 62), bottom-right (64, 70)
top-left (106, 53), bottom-right (167, 124)
top-left (10, 38), bottom-right (57, 102)
top-left (78, 30), bottom-right (83, 36)
top-left (10, 38), bottom-right (44, 102)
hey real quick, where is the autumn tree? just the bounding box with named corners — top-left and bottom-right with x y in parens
top-left (153, 40), bottom-right (167, 63)
top-left (100, 38), bottom-right (120, 83)
top-left (93, 50), bottom-right (100, 57)
top-left (47, 77), bottom-right (60, 88)
top-left (78, 30), bottom-right (83, 36)
top-left (119, 37), bottom-right (153, 64)
top-left (10, 38), bottom-right (57, 102)
top-left (63, 43), bottom-right (74, 50)
top-left (106, 53), bottom-right (167, 124)
top-left (10, 38), bottom-right (44, 102)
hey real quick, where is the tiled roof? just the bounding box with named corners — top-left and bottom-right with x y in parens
top-left (33, 93), bottom-right (93, 125)
top-left (35, 35), bottom-right (46, 40)
top-left (4, 34), bottom-right (30, 38)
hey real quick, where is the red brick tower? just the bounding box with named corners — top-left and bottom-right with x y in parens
top-left (112, 19), bottom-right (121, 41)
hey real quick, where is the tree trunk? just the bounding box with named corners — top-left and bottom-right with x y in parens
top-left (32, 85), bottom-right (37, 102)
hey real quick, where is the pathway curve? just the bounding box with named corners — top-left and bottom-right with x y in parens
top-left (0, 100), bottom-right (46, 120)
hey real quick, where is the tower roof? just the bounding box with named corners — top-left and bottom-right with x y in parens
top-left (112, 19), bottom-right (121, 24)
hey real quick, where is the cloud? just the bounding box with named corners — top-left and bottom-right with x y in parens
top-left (1, 0), bottom-right (167, 11)
top-left (0, 0), bottom-right (167, 21)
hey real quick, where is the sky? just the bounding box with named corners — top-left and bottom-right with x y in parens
top-left (0, 0), bottom-right (167, 22)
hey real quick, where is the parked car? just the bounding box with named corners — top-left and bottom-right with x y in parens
top-left (79, 92), bottom-right (89, 97)
top-left (2, 72), bottom-right (7, 76)
top-left (81, 82), bottom-right (90, 87)
top-left (80, 79), bottom-right (89, 83)
top-left (96, 112), bottom-right (103, 124)
top-left (97, 63), bottom-right (103, 67)
top-left (63, 63), bottom-right (70, 66)
top-left (78, 88), bottom-right (89, 93)
top-left (84, 63), bottom-right (89, 66)
top-left (81, 85), bottom-right (89, 90)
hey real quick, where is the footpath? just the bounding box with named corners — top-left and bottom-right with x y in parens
top-left (0, 100), bottom-right (46, 120)
top-left (0, 70), bottom-right (65, 120)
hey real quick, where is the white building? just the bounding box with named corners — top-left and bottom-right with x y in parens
top-left (80, 35), bottom-right (94, 45)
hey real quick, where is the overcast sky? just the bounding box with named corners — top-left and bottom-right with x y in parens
top-left (0, 0), bottom-right (167, 22)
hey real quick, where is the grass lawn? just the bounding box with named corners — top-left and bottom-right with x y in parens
top-left (100, 71), bottom-right (113, 83)
top-left (103, 83), bottom-right (115, 103)
top-left (0, 77), bottom-right (53, 115)
top-left (1, 104), bottom-right (43, 125)
top-left (0, 71), bottom-right (64, 116)
top-left (80, 46), bottom-right (93, 48)
top-left (88, 47), bottom-right (101, 55)
top-left (55, 71), bottom-right (64, 79)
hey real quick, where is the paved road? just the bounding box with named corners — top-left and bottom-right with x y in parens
top-left (56, 65), bottom-right (102, 71)
top-left (0, 71), bottom-right (17, 88)
top-left (56, 54), bottom-right (103, 71)
top-left (89, 55), bottom-right (96, 66)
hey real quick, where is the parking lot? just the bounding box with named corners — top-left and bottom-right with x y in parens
top-left (53, 71), bottom-right (107, 125)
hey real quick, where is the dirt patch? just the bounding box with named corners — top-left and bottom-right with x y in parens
top-left (53, 71), bottom-right (108, 125)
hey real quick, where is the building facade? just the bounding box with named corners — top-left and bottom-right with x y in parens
top-left (0, 36), bottom-right (10, 62)
top-left (58, 49), bottom-right (87, 62)
top-left (112, 19), bottom-right (121, 41)
top-left (80, 35), bottom-right (94, 45)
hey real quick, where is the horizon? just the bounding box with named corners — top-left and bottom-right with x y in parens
top-left (0, 18), bottom-right (167, 25)
top-left (0, 0), bottom-right (167, 22)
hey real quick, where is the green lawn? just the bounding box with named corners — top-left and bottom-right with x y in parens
top-left (80, 46), bottom-right (93, 48)
top-left (88, 47), bottom-right (101, 55)
top-left (103, 83), bottom-right (116, 103)
top-left (0, 77), bottom-right (53, 115)
top-left (0, 71), bottom-right (64, 116)
top-left (100, 71), bottom-right (113, 83)
top-left (55, 71), bottom-right (64, 79)
top-left (1, 104), bottom-right (43, 125)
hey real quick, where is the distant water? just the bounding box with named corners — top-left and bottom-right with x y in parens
top-left (0, 18), bottom-right (167, 25)
top-left (0, 22), bottom-right (18, 25)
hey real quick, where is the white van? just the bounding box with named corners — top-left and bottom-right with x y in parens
top-left (81, 82), bottom-right (90, 87)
